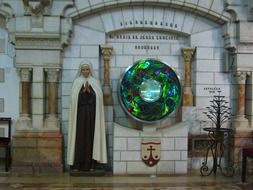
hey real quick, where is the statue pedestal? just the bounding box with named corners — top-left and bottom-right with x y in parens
top-left (11, 130), bottom-right (63, 174)
top-left (70, 169), bottom-right (106, 176)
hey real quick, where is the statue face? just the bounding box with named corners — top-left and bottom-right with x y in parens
top-left (81, 65), bottom-right (90, 78)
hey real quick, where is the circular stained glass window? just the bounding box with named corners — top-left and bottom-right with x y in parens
top-left (118, 58), bottom-right (182, 123)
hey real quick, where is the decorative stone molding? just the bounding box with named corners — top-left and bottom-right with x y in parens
top-left (23, 0), bottom-right (53, 16)
top-left (15, 36), bottom-right (61, 50)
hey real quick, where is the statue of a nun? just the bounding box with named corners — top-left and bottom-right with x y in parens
top-left (67, 61), bottom-right (107, 171)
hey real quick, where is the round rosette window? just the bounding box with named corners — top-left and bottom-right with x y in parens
top-left (119, 59), bottom-right (181, 123)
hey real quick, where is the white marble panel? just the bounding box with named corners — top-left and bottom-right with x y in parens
top-left (78, 14), bottom-right (105, 32)
top-left (44, 17), bottom-right (60, 33)
top-left (181, 107), bottom-right (197, 122)
top-left (237, 54), bottom-right (253, 68)
top-left (100, 11), bottom-right (115, 32)
top-left (111, 8), bottom-right (124, 29)
top-left (15, 17), bottom-right (30, 32)
top-left (182, 13), bottom-right (195, 34)
top-left (153, 8), bottom-right (164, 28)
top-left (71, 25), bottom-right (105, 45)
top-left (175, 138), bottom-right (188, 150)
top-left (143, 7), bottom-right (154, 27)
top-left (196, 72), bottom-right (214, 84)
top-left (32, 82), bottom-right (44, 98)
top-left (210, 0), bottom-right (225, 14)
top-left (89, 0), bottom-right (103, 6)
top-left (114, 137), bottom-right (127, 150)
top-left (33, 67), bottom-right (44, 82)
top-left (156, 161), bottom-right (175, 174)
top-left (62, 58), bottom-right (83, 69)
top-left (158, 56), bottom-right (179, 68)
top-left (64, 46), bottom-right (81, 58)
top-left (161, 151), bottom-right (181, 160)
top-left (114, 123), bottom-right (140, 137)
top-left (127, 138), bottom-right (141, 150)
top-left (61, 70), bottom-right (76, 83)
top-left (161, 138), bottom-right (174, 150)
top-left (173, 11), bottom-right (186, 32)
top-left (181, 151), bottom-right (188, 160)
top-left (163, 9), bottom-right (174, 27)
top-left (214, 72), bottom-right (231, 85)
top-left (175, 161), bottom-right (187, 173)
top-left (121, 151), bottom-right (140, 161)
top-left (191, 28), bottom-right (223, 47)
top-left (32, 99), bottom-right (44, 115)
top-left (61, 108), bottom-right (69, 122)
top-left (162, 122), bottom-right (188, 137)
top-left (133, 7), bottom-right (144, 27)
top-left (170, 43), bottom-right (184, 55)
top-left (127, 161), bottom-right (156, 174)
top-left (196, 47), bottom-right (214, 59)
top-left (214, 47), bottom-right (224, 60)
top-left (195, 59), bottom-right (221, 72)
top-left (113, 162), bottom-right (127, 174)
top-left (61, 83), bottom-right (72, 96)
top-left (109, 43), bottom-right (123, 55)
top-left (81, 45), bottom-right (99, 58)
top-left (191, 17), bottom-right (218, 34)
top-left (113, 151), bottom-right (120, 161)
top-left (122, 8), bottom-right (133, 26)
top-left (116, 55), bottom-right (134, 67)
top-left (110, 67), bottom-right (122, 80)
top-left (74, 0), bottom-right (90, 10)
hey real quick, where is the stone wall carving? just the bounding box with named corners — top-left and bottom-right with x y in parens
top-left (23, 0), bottom-right (52, 16)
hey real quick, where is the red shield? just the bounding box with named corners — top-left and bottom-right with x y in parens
top-left (141, 141), bottom-right (161, 167)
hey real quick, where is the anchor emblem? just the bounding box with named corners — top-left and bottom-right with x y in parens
top-left (141, 141), bottom-right (161, 167)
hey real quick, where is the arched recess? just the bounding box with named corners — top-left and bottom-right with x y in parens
top-left (61, 2), bottom-right (233, 170)
top-left (63, 1), bottom-right (232, 127)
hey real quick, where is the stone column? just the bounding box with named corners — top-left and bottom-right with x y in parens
top-left (44, 68), bottom-right (60, 130)
top-left (232, 70), bottom-right (250, 130)
top-left (100, 44), bottom-right (113, 105)
top-left (181, 47), bottom-right (195, 106)
top-left (16, 68), bottom-right (32, 130)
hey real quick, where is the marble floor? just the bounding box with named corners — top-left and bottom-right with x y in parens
top-left (0, 170), bottom-right (252, 190)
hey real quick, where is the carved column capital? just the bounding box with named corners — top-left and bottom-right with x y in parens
top-left (100, 44), bottom-right (113, 61)
top-left (18, 68), bottom-right (32, 82)
top-left (181, 47), bottom-right (196, 63)
top-left (45, 68), bottom-right (60, 82)
top-left (23, 0), bottom-right (53, 16)
top-left (233, 70), bottom-right (250, 84)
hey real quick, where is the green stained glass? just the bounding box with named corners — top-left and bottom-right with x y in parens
top-left (119, 58), bottom-right (181, 123)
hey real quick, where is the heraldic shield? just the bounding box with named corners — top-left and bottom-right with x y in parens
top-left (141, 140), bottom-right (161, 167)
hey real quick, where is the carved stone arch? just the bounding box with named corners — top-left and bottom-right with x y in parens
top-left (68, 1), bottom-right (231, 25)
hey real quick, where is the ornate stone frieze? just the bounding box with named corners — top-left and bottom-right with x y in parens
top-left (23, 0), bottom-right (53, 16)
top-left (15, 36), bottom-right (60, 50)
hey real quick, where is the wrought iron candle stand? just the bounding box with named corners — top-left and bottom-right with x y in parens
top-left (200, 91), bottom-right (234, 177)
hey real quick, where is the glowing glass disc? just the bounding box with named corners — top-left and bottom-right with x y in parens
top-left (119, 58), bottom-right (181, 123)
top-left (140, 79), bottom-right (161, 103)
